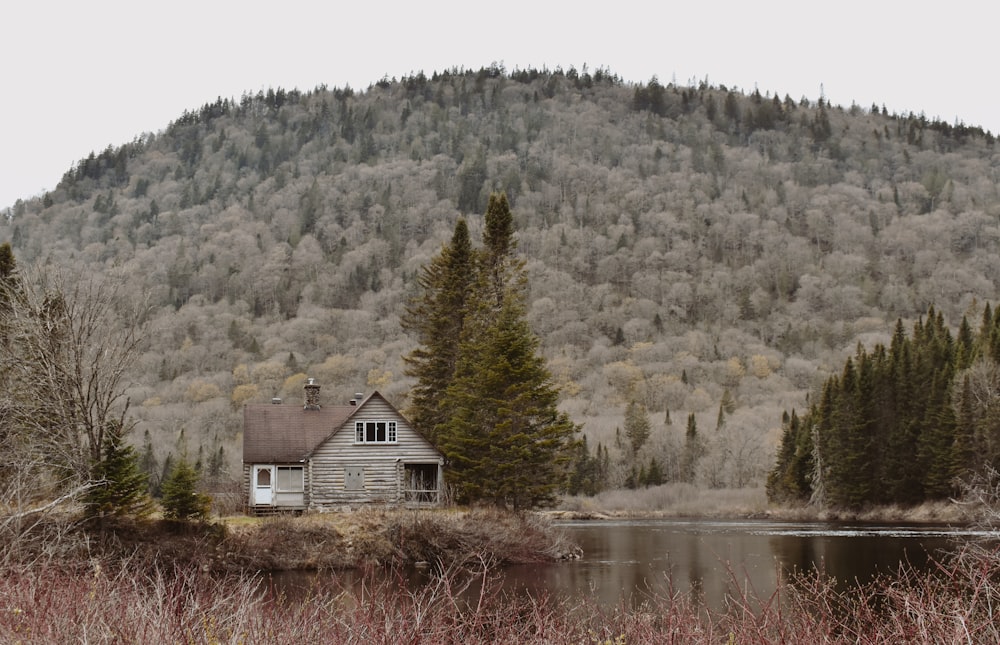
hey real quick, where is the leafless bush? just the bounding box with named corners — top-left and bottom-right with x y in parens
top-left (2, 551), bottom-right (1000, 644)
top-left (205, 478), bottom-right (245, 517)
top-left (955, 466), bottom-right (1000, 529)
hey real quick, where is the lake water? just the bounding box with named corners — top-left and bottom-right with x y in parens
top-left (497, 519), bottom-right (992, 608)
top-left (270, 519), bottom-right (994, 610)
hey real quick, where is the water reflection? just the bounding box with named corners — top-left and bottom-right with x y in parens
top-left (500, 519), bottom-right (980, 609)
top-left (269, 519), bottom-right (989, 611)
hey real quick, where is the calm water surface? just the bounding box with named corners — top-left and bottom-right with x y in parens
top-left (271, 519), bottom-right (993, 609)
top-left (499, 519), bottom-right (990, 608)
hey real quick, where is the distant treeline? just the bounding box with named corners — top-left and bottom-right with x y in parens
top-left (768, 304), bottom-right (1000, 508)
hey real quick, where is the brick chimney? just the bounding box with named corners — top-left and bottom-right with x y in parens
top-left (304, 377), bottom-right (321, 410)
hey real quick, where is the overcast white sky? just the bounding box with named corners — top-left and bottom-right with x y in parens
top-left (3, 1), bottom-right (998, 210)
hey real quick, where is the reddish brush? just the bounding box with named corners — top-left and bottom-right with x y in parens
top-left (1, 545), bottom-right (997, 644)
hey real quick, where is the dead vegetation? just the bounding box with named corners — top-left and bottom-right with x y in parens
top-left (224, 508), bottom-right (580, 571)
top-left (0, 508), bottom-right (579, 573)
top-left (1, 542), bottom-right (998, 644)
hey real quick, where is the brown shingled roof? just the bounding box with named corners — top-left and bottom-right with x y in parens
top-left (243, 403), bottom-right (357, 463)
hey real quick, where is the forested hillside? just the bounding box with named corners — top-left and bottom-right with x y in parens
top-left (3, 65), bottom-right (998, 495)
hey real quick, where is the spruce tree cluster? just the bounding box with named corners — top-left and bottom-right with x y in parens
top-left (566, 437), bottom-right (610, 496)
top-left (767, 305), bottom-right (1000, 509)
top-left (403, 193), bottom-right (579, 509)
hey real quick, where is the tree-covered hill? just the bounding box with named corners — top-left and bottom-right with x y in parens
top-left (3, 65), bottom-right (998, 492)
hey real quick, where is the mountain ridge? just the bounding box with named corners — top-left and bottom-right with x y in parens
top-left (2, 66), bottom-right (997, 490)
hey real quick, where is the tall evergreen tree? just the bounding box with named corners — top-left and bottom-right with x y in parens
top-left (645, 457), bottom-right (664, 487)
top-left (680, 413), bottom-right (702, 483)
top-left (884, 324), bottom-right (922, 503)
top-left (955, 315), bottom-right (975, 371)
top-left (952, 374), bottom-right (978, 477)
top-left (402, 217), bottom-right (474, 444)
top-left (436, 192), bottom-right (578, 509)
top-left (624, 399), bottom-right (651, 455)
top-left (0, 243), bottom-right (17, 444)
top-left (824, 358), bottom-right (874, 508)
top-left (767, 409), bottom-right (813, 503)
top-left (0, 242), bottom-right (16, 311)
top-left (481, 192), bottom-right (515, 307)
top-left (138, 428), bottom-right (159, 496)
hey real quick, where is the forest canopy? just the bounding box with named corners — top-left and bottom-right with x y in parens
top-left (2, 65), bottom-right (998, 501)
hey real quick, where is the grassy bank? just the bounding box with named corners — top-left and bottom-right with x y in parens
top-left (558, 484), bottom-right (968, 523)
top-left (1, 545), bottom-right (998, 644)
top-left (4, 508), bottom-right (580, 573)
top-left (220, 508), bottom-right (582, 571)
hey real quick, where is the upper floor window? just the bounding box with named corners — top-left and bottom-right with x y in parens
top-left (355, 420), bottom-right (397, 444)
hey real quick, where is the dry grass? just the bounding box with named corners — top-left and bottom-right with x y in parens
top-left (559, 484), bottom-right (769, 518)
top-left (1, 544), bottom-right (997, 644)
top-left (1, 508), bottom-right (580, 573)
top-left (559, 486), bottom-right (972, 524)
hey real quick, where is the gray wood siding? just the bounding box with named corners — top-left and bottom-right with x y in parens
top-left (309, 397), bottom-right (442, 506)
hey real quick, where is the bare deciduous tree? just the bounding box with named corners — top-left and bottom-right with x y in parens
top-left (0, 265), bottom-right (148, 494)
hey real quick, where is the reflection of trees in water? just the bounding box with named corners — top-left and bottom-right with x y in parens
top-left (769, 531), bottom-right (951, 595)
top-left (274, 523), bottom-right (963, 613)
top-left (552, 522), bottom-right (959, 611)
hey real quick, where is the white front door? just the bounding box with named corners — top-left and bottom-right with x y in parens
top-left (252, 465), bottom-right (274, 505)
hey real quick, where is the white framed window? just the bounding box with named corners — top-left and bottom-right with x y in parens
top-left (354, 420), bottom-right (398, 444)
top-left (275, 466), bottom-right (304, 492)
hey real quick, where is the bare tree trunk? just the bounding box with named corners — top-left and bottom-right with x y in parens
top-left (0, 265), bottom-right (148, 491)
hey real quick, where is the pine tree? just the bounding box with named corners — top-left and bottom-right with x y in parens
top-left (402, 217), bottom-right (474, 444)
top-left (952, 375), bottom-right (978, 477)
top-left (624, 399), bottom-right (651, 455)
top-left (438, 281), bottom-right (577, 508)
top-left (138, 429), bottom-right (159, 496)
top-left (955, 315), bottom-right (975, 371)
top-left (645, 457), bottom-right (664, 486)
top-left (566, 437), bottom-right (607, 496)
top-left (481, 192), bottom-right (514, 307)
top-left (157, 453), bottom-right (174, 498)
top-left (884, 324), bottom-right (922, 503)
top-left (436, 192), bottom-right (578, 509)
top-left (160, 456), bottom-right (211, 521)
top-left (624, 466), bottom-right (638, 490)
top-left (567, 436), bottom-right (593, 496)
top-left (0, 243), bottom-right (17, 445)
top-left (767, 409), bottom-right (812, 503)
top-left (824, 358), bottom-right (873, 508)
top-left (918, 370), bottom-right (958, 499)
top-left (84, 422), bottom-right (153, 519)
top-left (681, 413), bottom-right (702, 483)
top-left (0, 242), bottom-right (16, 314)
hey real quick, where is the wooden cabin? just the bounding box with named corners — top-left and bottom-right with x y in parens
top-left (242, 379), bottom-right (444, 512)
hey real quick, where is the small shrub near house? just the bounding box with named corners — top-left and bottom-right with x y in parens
top-left (160, 457), bottom-right (211, 521)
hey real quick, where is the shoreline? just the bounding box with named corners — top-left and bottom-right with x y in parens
top-left (7, 497), bottom-right (975, 575)
top-left (556, 483), bottom-right (971, 525)
top-left (546, 501), bottom-right (969, 524)
top-left (72, 507), bottom-right (582, 573)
